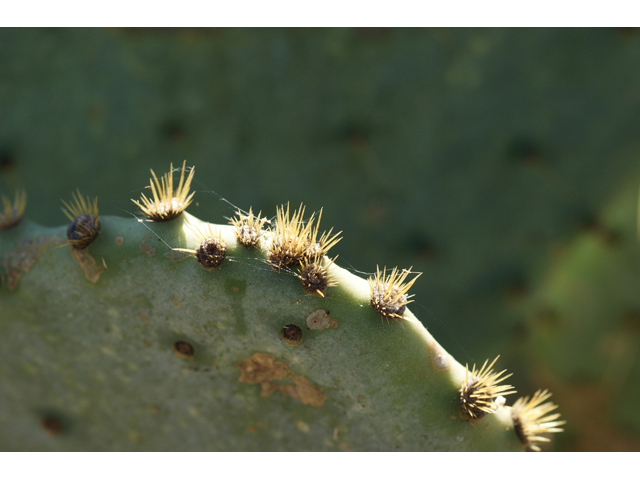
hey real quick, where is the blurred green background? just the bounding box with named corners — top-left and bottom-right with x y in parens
top-left (2, 27), bottom-right (640, 451)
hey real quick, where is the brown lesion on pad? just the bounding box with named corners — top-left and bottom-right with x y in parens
top-left (306, 309), bottom-right (338, 330)
top-left (172, 341), bottom-right (194, 359)
top-left (139, 235), bottom-right (156, 257)
top-left (71, 248), bottom-right (106, 283)
top-left (427, 340), bottom-right (450, 373)
top-left (3, 236), bottom-right (61, 290)
top-left (41, 416), bottom-right (63, 436)
top-left (164, 250), bottom-right (191, 262)
top-left (237, 353), bottom-right (326, 406)
top-left (281, 324), bottom-right (303, 345)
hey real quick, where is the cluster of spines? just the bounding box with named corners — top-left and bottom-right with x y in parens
top-left (132, 160), bottom-right (195, 222)
top-left (230, 207), bottom-right (266, 249)
top-left (297, 256), bottom-right (338, 297)
top-left (175, 223), bottom-right (226, 270)
top-left (267, 202), bottom-right (313, 271)
top-left (3, 160), bottom-right (566, 450)
top-left (511, 389), bottom-right (566, 451)
top-left (455, 357), bottom-right (564, 449)
top-left (267, 203), bottom-right (342, 297)
top-left (368, 266), bottom-right (421, 322)
top-left (0, 189), bottom-right (27, 230)
top-left (304, 208), bottom-right (342, 260)
top-left (458, 356), bottom-right (516, 422)
top-left (61, 190), bottom-right (100, 249)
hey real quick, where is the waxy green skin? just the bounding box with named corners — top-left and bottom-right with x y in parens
top-left (0, 212), bottom-right (520, 451)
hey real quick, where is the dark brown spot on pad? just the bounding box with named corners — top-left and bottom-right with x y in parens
top-left (41, 416), bottom-right (62, 436)
top-left (3, 236), bottom-right (60, 290)
top-left (71, 248), bottom-right (106, 283)
top-left (237, 353), bottom-right (326, 406)
top-left (281, 324), bottom-right (303, 345)
top-left (172, 341), bottom-right (194, 359)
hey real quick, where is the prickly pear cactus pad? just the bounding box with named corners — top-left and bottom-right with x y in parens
top-left (0, 165), bottom-right (552, 450)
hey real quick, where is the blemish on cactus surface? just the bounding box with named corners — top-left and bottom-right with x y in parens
top-left (237, 353), bottom-right (326, 406)
top-left (511, 389), bottom-right (565, 451)
top-left (61, 190), bottom-right (100, 249)
top-left (230, 207), bottom-right (266, 249)
top-left (296, 420), bottom-right (310, 433)
top-left (268, 203), bottom-right (313, 271)
top-left (172, 341), bottom-right (194, 359)
top-left (132, 160), bottom-right (195, 222)
top-left (281, 324), bottom-right (303, 345)
top-left (306, 309), bottom-right (338, 330)
top-left (139, 237), bottom-right (156, 257)
top-left (428, 342), bottom-right (450, 373)
top-left (368, 265), bottom-right (421, 321)
top-left (115, 236), bottom-right (124, 246)
top-left (164, 250), bottom-right (191, 262)
top-left (3, 236), bottom-right (59, 290)
top-left (304, 208), bottom-right (342, 261)
top-left (41, 416), bottom-right (62, 436)
top-left (174, 223), bottom-right (226, 269)
top-left (459, 356), bottom-right (516, 422)
top-left (298, 257), bottom-right (338, 297)
top-left (71, 248), bottom-right (106, 283)
top-left (0, 189), bottom-right (26, 230)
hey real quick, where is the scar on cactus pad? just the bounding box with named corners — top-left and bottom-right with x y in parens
top-left (458, 356), bottom-right (516, 422)
top-left (1, 160), bottom-right (567, 450)
top-left (172, 341), bottom-right (195, 359)
top-left (41, 416), bottom-right (63, 436)
top-left (132, 160), bottom-right (195, 222)
top-left (281, 324), bottom-right (303, 345)
top-left (61, 189), bottom-right (100, 249)
top-left (0, 189), bottom-right (27, 230)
